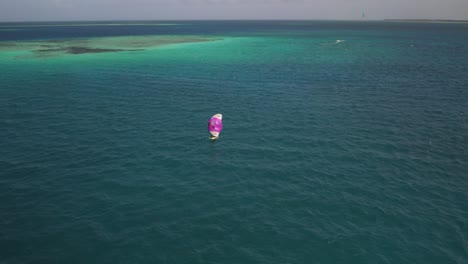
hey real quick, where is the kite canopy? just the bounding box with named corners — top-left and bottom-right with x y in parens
top-left (208, 114), bottom-right (223, 138)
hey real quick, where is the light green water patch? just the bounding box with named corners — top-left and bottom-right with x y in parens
top-left (153, 35), bottom-right (384, 64)
top-left (0, 35), bottom-right (220, 59)
top-left (0, 34), bottom-right (402, 70)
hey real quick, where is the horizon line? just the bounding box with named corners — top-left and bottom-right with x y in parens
top-left (1, 18), bottom-right (468, 23)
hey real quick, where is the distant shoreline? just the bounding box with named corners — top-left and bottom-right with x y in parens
top-left (384, 19), bottom-right (468, 23)
top-left (1, 19), bottom-right (468, 24)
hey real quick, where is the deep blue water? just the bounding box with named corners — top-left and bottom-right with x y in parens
top-left (1, 21), bottom-right (467, 263)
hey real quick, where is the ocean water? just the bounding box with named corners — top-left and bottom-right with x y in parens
top-left (1, 21), bottom-right (467, 263)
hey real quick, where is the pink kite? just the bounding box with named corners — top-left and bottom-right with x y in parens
top-left (208, 114), bottom-right (223, 139)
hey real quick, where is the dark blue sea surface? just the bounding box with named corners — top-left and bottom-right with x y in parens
top-left (1, 21), bottom-right (467, 263)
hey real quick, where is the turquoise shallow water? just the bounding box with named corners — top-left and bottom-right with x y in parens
top-left (1, 21), bottom-right (468, 263)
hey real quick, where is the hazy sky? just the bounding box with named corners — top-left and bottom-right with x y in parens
top-left (1, 0), bottom-right (468, 22)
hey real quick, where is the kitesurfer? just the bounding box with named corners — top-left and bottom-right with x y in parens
top-left (208, 114), bottom-right (223, 140)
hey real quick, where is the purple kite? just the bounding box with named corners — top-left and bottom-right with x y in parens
top-left (208, 113), bottom-right (223, 140)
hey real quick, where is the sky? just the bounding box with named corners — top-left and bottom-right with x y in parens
top-left (1, 0), bottom-right (468, 22)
